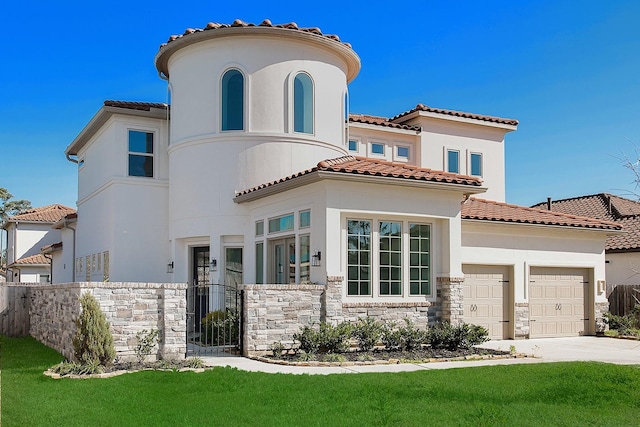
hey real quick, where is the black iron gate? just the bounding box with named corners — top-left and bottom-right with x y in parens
top-left (186, 282), bottom-right (243, 356)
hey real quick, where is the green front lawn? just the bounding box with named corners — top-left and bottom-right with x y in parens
top-left (2, 336), bottom-right (639, 426)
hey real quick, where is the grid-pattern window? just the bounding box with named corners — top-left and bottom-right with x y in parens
top-left (379, 222), bottom-right (402, 295)
top-left (471, 152), bottom-right (482, 177)
top-left (447, 149), bottom-right (459, 174)
top-left (347, 220), bottom-right (371, 296)
top-left (409, 223), bottom-right (431, 295)
top-left (221, 69), bottom-right (244, 131)
top-left (128, 130), bottom-right (154, 177)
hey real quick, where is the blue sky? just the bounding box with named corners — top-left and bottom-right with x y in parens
top-left (1, 0), bottom-right (639, 209)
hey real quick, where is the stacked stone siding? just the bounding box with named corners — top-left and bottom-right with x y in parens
top-left (341, 302), bottom-right (433, 329)
top-left (437, 276), bottom-right (464, 324)
top-left (594, 301), bottom-right (609, 333)
top-left (241, 284), bottom-right (324, 354)
top-left (27, 282), bottom-right (187, 361)
top-left (514, 303), bottom-right (530, 338)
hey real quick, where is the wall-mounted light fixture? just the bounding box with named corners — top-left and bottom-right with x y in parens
top-left (311, 250), bottom-right (321, 267)
top-left (210, 258), bottom-right (218, 271)
top-left (166, 261), bottom-right (174, 273)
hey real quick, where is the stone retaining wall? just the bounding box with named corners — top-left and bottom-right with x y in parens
top-left (27, 282), bottom-right (187, 361)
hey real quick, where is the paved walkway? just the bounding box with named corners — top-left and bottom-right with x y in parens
top-left (200, 336), bottom-right (640, 375)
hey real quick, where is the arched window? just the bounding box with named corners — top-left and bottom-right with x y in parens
top-left (221, 69), bottom-right (244, 131)
top-left (293, 73), bottom-right (313, 134)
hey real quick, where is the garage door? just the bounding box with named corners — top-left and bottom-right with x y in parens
top-left (529, 267), bottom-right (587, 338)
top-left (463, 265), bottom-right (509, 340)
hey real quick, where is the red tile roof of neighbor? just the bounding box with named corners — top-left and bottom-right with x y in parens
top-left (235, 156), bottom-right (483, 198)
top-left (10, 254), bottom-right (50, 266)
top-left (7, 204), bottom-right (76, 223)
top-left (391, 103), bottom-right (519, 126)
top-left (463, 198), bottom-right (622, 231)
top-left (531, 193), bottom-right (640, 251)
top-left (160, 19), bottom-right (354, 50)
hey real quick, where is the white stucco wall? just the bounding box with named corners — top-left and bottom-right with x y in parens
top-left (605, 252), bottom-right (640, 286)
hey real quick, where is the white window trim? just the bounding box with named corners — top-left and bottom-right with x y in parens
top-left (348, 138), bottom-right (360, 153)
top-left (445, 148), bottom-right (460, 174)
top-left (344, 216), bottom-right (435, 302)
top-left (219, 66), bottom-right (248, 133)
top-left (394, 145), bottom-right (410, 162)
top-left (468, 151), bottom-right (483, 177)
top-left (127, 128), bottom-right (156, 179)
top-left (369, 141), bottom-right (386, 158)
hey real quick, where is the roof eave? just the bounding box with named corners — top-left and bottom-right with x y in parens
top-left (66, 105), bottom-right (168, 156)
top-left (462, 218), bottom-right (623, 234)
top-left (235, 170), bottom-right (486, 203)
top-left (396, 110), bottom-right (518, 132)
top-left (348, 122), bottom-right (421, 135)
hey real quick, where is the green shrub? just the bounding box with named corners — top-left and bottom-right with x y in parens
top-left (271, 341), bottom-right (285, 358)
top-left (427, 322), bottom-right (489, 350)
top-left (134, 329), bottom-right (160, 363)
top-left (201, 309), bottom-right (238, 346)
top-left (73, 293), bottom-right (115, 366)
top-left (604, 306), bottom-right (640, 336)
top-left (353, 317), bottom-right (384, 351)
top-left (51, 360), bottom-right (104, 376)
top-left (381, 322), bottom-right (403, 350)
top-left (398, 319), bottom-right (427, 351)
top-left (293, 322), bottom-right (352, 354)
top-left (323, 353), bottom-right (346, 363)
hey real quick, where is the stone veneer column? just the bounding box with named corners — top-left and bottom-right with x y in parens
top-left (159, 283), bottom-right (188, 359)
top-left (322, 276), bottom-right (344, 324)
top-left (594, 301), bottom-right (610, 334)
top-left (514, 303), bottom-right (530, 338)
top-left (437, 276), bottom-right (465, 324)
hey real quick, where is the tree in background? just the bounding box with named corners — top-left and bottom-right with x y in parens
top-left (0, 188), bottom-right (32, 268)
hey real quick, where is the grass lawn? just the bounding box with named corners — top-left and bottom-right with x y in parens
top-left (2, 337), bottom-right (639, 426)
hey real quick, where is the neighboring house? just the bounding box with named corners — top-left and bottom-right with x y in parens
top-left (61, 19), bottom-right (621, 340)
top-left (532, 193), bottom-right (640, 287)
top-left (2, 204), bottom-right (76, 283)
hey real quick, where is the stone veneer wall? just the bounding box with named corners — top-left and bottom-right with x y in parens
top-left (241, 284), bottom-right (324, 354)
top-left (28, 282), bottom-right (187, 361)
top-left (514, 303), bottom-right (530, 338)
top-left (594, 301), bottom-right (610, 332)
top-left (437, 276), bottom-right (464, 324)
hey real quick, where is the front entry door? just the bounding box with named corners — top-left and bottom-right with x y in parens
top-left (191, 246), bottom-right (210, 323)
top-left (271, 238), bottom-right (296, 284)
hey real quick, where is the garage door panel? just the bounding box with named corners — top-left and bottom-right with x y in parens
top-left (463, 265), bottom-right (509, 340)
top-left (530, 267), bottom-right (587, 338)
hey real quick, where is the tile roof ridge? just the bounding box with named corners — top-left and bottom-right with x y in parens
top-left (391, 103), bottom-right (518, 126)
top-left (469, 197), bottom-right (621, 227)
top-left (317, 156), bottom-right (356, 168)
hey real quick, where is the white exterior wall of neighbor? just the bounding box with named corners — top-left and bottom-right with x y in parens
top-left (6, 223), bottom-right (60, 263)
top-left (605, 252), bottom-right (640, 286)
top-left (461, 221), bottom-right (609, 329)
top-left (50, 227), bottom-right (75, 283)
top-left (347, 125), bottom-right (420, 166)
top-left (74, 114), bottom-right (170, 283)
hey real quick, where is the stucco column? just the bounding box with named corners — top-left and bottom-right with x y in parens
top-left (437, 276), bottom-right (465, 324)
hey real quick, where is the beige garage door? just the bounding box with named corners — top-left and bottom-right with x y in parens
top-left (463, 265), bottom-right (509, 340)
top-left (529, 267), bottom-right (587, 338)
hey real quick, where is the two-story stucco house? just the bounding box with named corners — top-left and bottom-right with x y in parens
top-left (61, 19), bottom-right (621, 342)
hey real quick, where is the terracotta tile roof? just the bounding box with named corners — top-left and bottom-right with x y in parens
top-left (41, 242), bottom-right (63, 254)
top-left (236, 156), bottom-right (482, 198)
top-left (349, 114), bottom-right (421, 132)
top-left (531, 193), bottom-right (640, 251)
top-left (7, 204), bottom-right (76, 224)
top-left (462, 198), bottom-right (622, 231)
top-left (104, 100), bottom-right (168, 111)
top-left (391, 103), bottom-right (519, 126)
top-left (10, 254), bottom-right (50, 266)
top-left (161, 19), bottom-right (354, 50)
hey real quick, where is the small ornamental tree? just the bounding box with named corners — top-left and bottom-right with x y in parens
top-left (73, 293), bottom-right (116, 366)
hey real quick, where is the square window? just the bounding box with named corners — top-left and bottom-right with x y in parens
top-left (397, 146), bottom-right (409, 158)
top-left (299, 210), bottom-right (311, 228)
top-left (348, 140), bottom-right (358, 152)
top-left (371, 143), bottom-right (385, 155)
top-left (447, 150), bottom-right (459, 174)
top-left (471, 152), bottom-right (483, 177)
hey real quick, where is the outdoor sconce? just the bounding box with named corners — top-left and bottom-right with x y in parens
top-left (210, 258), bottom-right (218, 271)
top-left (311, 250), bottom-right (321, 267)
top-left (166, 261), bottom-right (174, 274)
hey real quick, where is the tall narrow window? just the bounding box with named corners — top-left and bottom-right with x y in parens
top-left (294, 73), bottom-right (313, 134)
top-left (409, 224), bottom-right (431, 295)
top-left (255, 242), bottom-right (264, 284)
top-left (128, 130), bottom-right (154, 177)
top-left (447, 150), bottom-right (460, 174)
top-left (470, 152), bottom-right (483, 177)
top-left (379, 222), bottom-right (402, 295)
top-left (347, 220), bottom-right (371, 296)
top-left (221, 69), bottom-right (244, 131)
top-left (300, 235), bottom-right (310, 283)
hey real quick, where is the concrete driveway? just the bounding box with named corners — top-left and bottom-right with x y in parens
top-left (478, 336), bottom-right (640, 365)
top-left (200, 336), bottom-right (639, 375)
